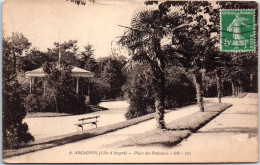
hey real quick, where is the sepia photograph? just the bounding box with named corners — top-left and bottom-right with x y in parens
top-left (2, 0), bottom-right (258, 163)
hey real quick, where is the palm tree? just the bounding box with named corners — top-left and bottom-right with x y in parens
top-left (119, 8), bottom-right (187, 129)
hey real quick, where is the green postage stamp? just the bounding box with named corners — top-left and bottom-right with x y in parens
top-left (220, 9), bottom-right (255, 51)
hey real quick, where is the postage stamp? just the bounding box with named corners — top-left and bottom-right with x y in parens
top-left (220, 9), bottom-right (255, 51)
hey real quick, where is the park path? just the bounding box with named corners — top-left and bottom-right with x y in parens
top-left (5, 95), bottom-right (257, 163)
top-left (120, 93), bottom-right (258, 163)
top-left (4, 99), bottom-right (216, 163)
top-left (169, 93), bottom-right (258, 163)
top-left (23, 101), bottom-right (129, 141)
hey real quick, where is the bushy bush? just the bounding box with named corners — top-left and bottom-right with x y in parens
top-left (123, 65), bottom-right (155, 120)
top-left (24, 92), bottom-right (91, 115)
top-left (89, 83), bottom-right (102, 105)
top-left (57, 93), bottom-right (88, 114)
top-left (24, 94), bottom-right (56, 112)
top-left (124, 65), bottom-right (196, 120)
top-left (2, 34), bottom-right (34, 149)
top-left (164, 67), bottom-right (196, 108)
top-left (3, 79), bottom-right (34, 149)
top-left (96, 56), bottom-right (127, 100)
top-left (24, 94), bottom-right (41, 112)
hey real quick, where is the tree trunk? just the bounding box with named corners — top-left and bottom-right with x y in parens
top-left (215, 69), bottom-right (222, 103)
top-left (250, 73), bottom-right (253, 91)
top-left (231, 81), bottom-right (235, 96)
top-left (51, 90), bottom-right (58, 113)
top-left (154, 71), bottom-right (166, 129)
top-left (152, 38), bottom-right (166, 129)
top-left (54, 96), bottom-right (58, 113)
top-left (193, 72), bottom-right (204, 112)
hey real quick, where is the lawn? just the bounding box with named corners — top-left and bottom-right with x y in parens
top-left (3, 110), bottom-right (160, 158)
top-left (26, 112), bottom-right (71, 118)
top-left (106, 103), bottom-right (232, 148)
top-left (25, 105), bottom-right (108, 118)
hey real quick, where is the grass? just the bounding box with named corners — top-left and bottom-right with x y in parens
top-left (25, 105), bottom-right (108, 118)
top-left (106, 103), bottom-right (232, 148)
top-left (167, 103), bottom-right (233, 131)
top-left (108, 129), bottom-right (193, 148)
top-left (88, 105), bottom-right (109, 111)
top-left (26, 112), bottom-right (70, 118)
top-left (3, 110), bottom-right (160, 158)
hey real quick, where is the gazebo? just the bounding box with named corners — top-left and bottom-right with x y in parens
top-left (26, 66), bottom-right (95, 103)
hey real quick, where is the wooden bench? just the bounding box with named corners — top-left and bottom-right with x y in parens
top-left (74, 116), bottom-right (100, 131)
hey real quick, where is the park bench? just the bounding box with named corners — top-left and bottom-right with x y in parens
top-left (74, 116), bottom-right (100, 131)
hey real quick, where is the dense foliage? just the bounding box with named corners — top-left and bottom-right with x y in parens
top-left (96, 55), bottom-right (127, 99)
top-left (123, 65), bottom-right (155, 119)
top-left (2, 35), bottom-right (34, 149)
top-left (124, 64), bottom-right (196, 120)
top-left (120, 1), bottom-right (257, 125)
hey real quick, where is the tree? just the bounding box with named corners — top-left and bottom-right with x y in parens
top-left (151, 1), bottom-right (222, 111)
top-left (119, 8), bottom-right (186, 128)
top-left (46, 40), bottom-right (79, 66)
top-left (215, 1), bottom-right (258, 96)
top-left (123, 62), bottom-right (196, 120)
top-left (2, 36), bottom-right (34, 149)
top-left (21, 47), bottom-right (49, 72)
top-left (42, 61), bottom-right (87, 114)
top-left (3, 33), bottom-right (31, 74)
top-left (221, 52), bottom-right (258, 96)
top-left (164, 66), bottom-right (196, 108)
top-left (78, 44), bottom-right (98, 72)
top-left (68, 0), bottom-right (94, 6)
top-left (212, 52), bottom-right (232, 103)
top-left (97, 55), bottom-right (127, 99)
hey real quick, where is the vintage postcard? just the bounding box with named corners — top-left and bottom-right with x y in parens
top-left (2, 0), bottom-right (258, 163)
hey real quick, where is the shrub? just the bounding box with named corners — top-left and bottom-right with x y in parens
top-left (24, 93), bottom-right (56, 113)
top-left (89, 83), bottom-right (102, 105)
top-left (164, 67), bottom-right (196, 108)
top-left (123, 65), bottom-right (155, 120)
top-left (96, 56), bottom-right (127, 99)
top-left (58, 93), bottom-right (87, 114)
top-left (24, 93), bottom-right (91, 115)
top-left (43, 62), bottom-right (88, 114)
top-left (124, 82), bottom-right (155, 119)
top-left (124, 65), bottom-right (196, 120)
top-left (24, 94), bottom-right (41, 112)
top-left (3, 79), bottom-right (34, 149)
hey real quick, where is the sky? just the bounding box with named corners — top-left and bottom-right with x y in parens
top-left (3, 0), bottom-right (151, 58)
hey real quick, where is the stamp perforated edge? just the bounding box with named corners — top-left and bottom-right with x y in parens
top-left (220, 9), bottom-right (256, 52)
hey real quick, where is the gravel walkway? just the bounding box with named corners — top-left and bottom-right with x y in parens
top-left (23, 101), bottom-right (129, 141)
